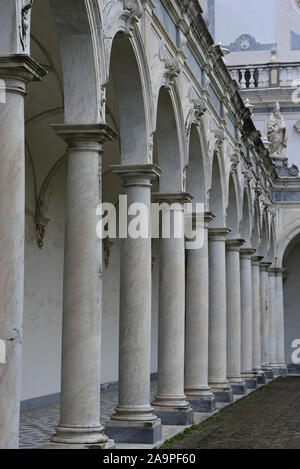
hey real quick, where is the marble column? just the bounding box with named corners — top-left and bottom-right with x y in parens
top-left (260, 262), bottom-right (274, 379)
top-left (185, 212), bottom-right (216, 412)
top-left (208, 228), bottom-right (233, 402)
top-left (251, 256), bottom-right (266, 384)
top-left (268, 267), bottom-right (278, 373)
top-left (47, 124), bottom-right (117, 449)
top-left (0, 56), bottom-right (45, 449)
top-left (226, 239), bottom-right (247, 395)
top-left (152, 193), bottom-right (193, 425)
top-left (240, 248), bottom-right (257, 389)
top-left (274, 269), bottom-right (287, 375)
top-left (106, 165), bottom-right (162, 444)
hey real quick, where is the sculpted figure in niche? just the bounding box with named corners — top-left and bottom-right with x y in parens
top-left (267, 102), bottom-right (288, 156)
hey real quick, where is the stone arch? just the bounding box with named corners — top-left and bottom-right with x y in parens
top-left (226, 172), bottom-right (240, 238)
top-left (108, 34), bottom-right (148, 164)
top-left (281, 233), bottom-right (300, 367)
top-left (251, 199), bottom-right (261, 251)
top-left (208, 152), bottom-right (226, 227)
top-left (185, 124), bottom-right (207, 202)
top-left (277, 221), bottom-right (300, 267)
top-left (260, 209), bottom-right (270, 259)
top-left (268, 221), bottom-right (276, 263)
top-left (49, 0), bottom-right (104, 123)
top-left (240, 186), bottom-right (252, 246)
top-left (153, 86), bottom-right (184, 192)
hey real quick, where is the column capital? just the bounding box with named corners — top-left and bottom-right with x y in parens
top-left (268, 267), bottom-right (277, 275)
top-left (152, 192), bottom-right (193, 204)
top-left (240, 247), bottom-right (256, 259)
top-left (260, 262), bottom-right (272, 272)
top-left (251, 256), bottom-right (264, 266)
top-left (208, 227), bottom-right (231, 241)
top-left (112, 164), bottom-right (161, 182)
top-left (274, 267), bottom-right (285, 276)
top-left (0, 54), bottom-right (47, 95)
top-left (52, 123), bottom-right (118, 147)
top-left (226, 238), bottom-right (245, 250)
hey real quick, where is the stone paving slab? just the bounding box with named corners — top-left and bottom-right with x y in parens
top-left (19, 382), bottom-right (158, 449)
top-left (162, 376), bottom-right (300, 449)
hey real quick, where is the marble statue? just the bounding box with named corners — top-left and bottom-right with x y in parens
top-left (267, 102), bottom-right (288, 157)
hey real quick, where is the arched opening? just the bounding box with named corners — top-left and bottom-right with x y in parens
top-left (22, 0), bottom-right (105, 411)
top-left (260, 210), bottom-right (269, 259)
top-left (240, 188), bottom-right (251, 245)
top-left (153, 87), bottom-right (182, 192)
top-left (251, 201), bottom-right (261, 252)
top-left (209, 153), bottom-right (224, 227)
top-left (282, 234), bottom-right (300, 369)
top-left (226, 174), bottom-right (239, 238)
top-left (101, 32), bottom-right (151, 385)
top-left (186, 125), bottom-right (206, 202)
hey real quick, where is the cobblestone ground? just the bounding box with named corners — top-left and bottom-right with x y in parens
top-left (19, 381), bottom-right (158, 448)
top-left (163, 377), bottom-right (300, 449)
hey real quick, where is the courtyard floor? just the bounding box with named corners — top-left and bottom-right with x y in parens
top-left (19, 376), bottom-right (300, 449)
top-left (162, 376), bottom-right (300, 449)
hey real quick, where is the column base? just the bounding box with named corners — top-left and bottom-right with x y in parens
top-left (44, 440), bottom-right (115, 450)
top-left (153, 407), bottom-right (193, 426)
top-left (230, 381), bottom-right (247, 395)
top-left (245, 377), bottom-right (258, 389)
top-left (262, 367), bottom-right (274, 379)
top-left (255, 373), bottom-right (266, 384)
top-left (187, 395), bottom-right (216, 413)
top-left (105, 419), bottom-right (162, 444)
top-left (270, 366), bottom-right (288, 376)
top-left (209, 381), bottom-right (233, 402)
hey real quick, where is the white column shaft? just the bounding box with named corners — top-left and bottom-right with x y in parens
top-left (226, 240), bottom-right (244, 382)
top-left (0, 57), bottom-right (45, 449)
top-left (252, 257), bottom-right (263, 373)
top-left (240, 249), bottom-right (255, 377)
top-left (268, 269), bottom-right (277, 367)
top-left (185, 215), bottom-right (213, 397)
top-left (275, 270), bottom-right (286, 368)
top-left (260, 264), bottom-right (271, 368)
top-left (208, 228), bottom-right (231, 390)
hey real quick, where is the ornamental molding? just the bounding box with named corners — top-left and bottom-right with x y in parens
top-left (185, 87), bottom-right (207, 136)
top-left (19, 0), bottom-right (33, 51)
top-left (121, 0), bottom-right (143, 30)
top-left (159, 41), bottom-right (181, 87)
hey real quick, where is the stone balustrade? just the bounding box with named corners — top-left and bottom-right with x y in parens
top-left (229, 63), bottom-right (300, 89)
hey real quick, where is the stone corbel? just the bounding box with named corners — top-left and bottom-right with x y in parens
top-left (214, 127), bottom-right (225, 153)
top-left (122, 0), bottom-right (143, 30)
top-left (229, 153), bottom-right (239, 173)
top-left (160, 41), bottom-right (181, 87)
top-left (242, 168), bottom-right (252, 183)
top-left (185, 87), bottom-right (207, 137)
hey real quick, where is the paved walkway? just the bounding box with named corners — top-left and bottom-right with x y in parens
top-left (162, 376), bottom-right (300, 449)
top-left (19, 382), bottom-right (158, 448)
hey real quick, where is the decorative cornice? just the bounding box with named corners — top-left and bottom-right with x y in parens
top-left (260, 262), bottom-right (272, 272)
top-left (111, 163), bottom-right (162, 181)
top-left (152, 192), bottom-right (193, 204)
top-left (52, 123), bottom-right (118, 145)
top-left (0, 54), bottom-right (47, 85)
top-left (226, 238), bottom-right (245, 250)
top-left (240, 247), bottom-right (256, 258)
